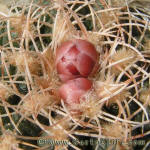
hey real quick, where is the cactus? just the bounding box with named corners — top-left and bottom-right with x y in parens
top-left (0, 0), bottom-right (150, 150)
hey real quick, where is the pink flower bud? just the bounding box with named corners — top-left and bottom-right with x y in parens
top-left (55, 39), bottom-right (98, 82)
top-left (59, 78), bottom-right (92, 105)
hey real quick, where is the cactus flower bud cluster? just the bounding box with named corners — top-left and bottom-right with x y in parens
top-left (55, 39), bottom-right (98, 106)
